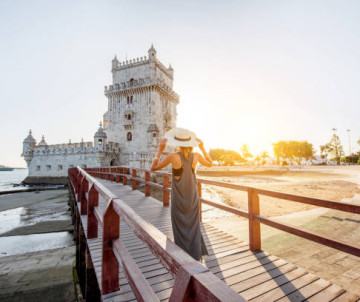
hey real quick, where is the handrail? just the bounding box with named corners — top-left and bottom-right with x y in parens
top-left (84, 165), bottom-right (360, 258)
top-left (69, 166), bottom-right (245, 301)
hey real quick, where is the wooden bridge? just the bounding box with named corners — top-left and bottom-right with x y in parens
top-left (68, 166), bottom-right (360, 301)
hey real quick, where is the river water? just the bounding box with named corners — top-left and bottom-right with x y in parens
top-left (0, 169), bottom-right (28, 191)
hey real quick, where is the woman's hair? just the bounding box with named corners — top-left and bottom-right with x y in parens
top-left (179, 146), bottom-right (193, 160)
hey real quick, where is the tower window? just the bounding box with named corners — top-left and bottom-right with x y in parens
top-left (127, 95), bottom-right (133, 104)
top-left (127, 132), bottom-right (132, 141)
top-left (98, 139), bottom-right (103, 145)
top-left (153, 133), bottom-right (157, 137)
top-left (130, 78), bottom-right (134, 86)
top-left (36, 165), bottom-right (41, 171)
top-left (46, 165), bottom-right (51, 171)
top-left (58, 165), bottom-right (63, 171)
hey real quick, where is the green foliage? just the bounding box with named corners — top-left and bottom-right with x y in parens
top-left (240, 144), bottom-right (253, 162)
top-left (209, 148), bottom-right (244, 166)
top-left (209, 148), bottom-right (226, 165)
top-left (321, 134), bottom-right (344, 165)
top-left (273, 140), bottom-right (315, 165)
top-left (345, 153), bottom-right (359, 164)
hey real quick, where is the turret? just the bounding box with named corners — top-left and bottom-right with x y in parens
top-left (168, 63), bottom-right (174, 79)
top-left (94, 122), bottom-right (107, 151)
top-left (22, 130), bottom-right (36, 166)
top-left (112, 55), bottom-right (119, 72)
top-left (148, 44), bottom-right (157, 61)
top-left (38, 135), bottom-right (47, 147)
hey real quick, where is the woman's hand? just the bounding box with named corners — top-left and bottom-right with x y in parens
top-left (196, 138), bottom-right (204, 150)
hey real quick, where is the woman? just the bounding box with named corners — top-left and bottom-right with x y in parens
top-left (151, 127), bottom-right (212, 261)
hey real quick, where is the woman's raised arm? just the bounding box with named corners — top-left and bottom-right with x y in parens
top-left (195, 138), bottom-right (212, 167)
top-left (151, 138), bottom-right (174, 171)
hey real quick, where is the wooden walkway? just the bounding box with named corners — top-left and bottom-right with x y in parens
top-left (78, 178), bottom-right (359, 301)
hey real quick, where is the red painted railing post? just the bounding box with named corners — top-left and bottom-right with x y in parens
top-left (145, 171), bottom-right (150, 197)
top-left (116, 167), bottom-right (120, 183)
top-left (77, 174), bottom-right (83, 202)
top-left (163, 175), bottom-right (170, 207)
top-left (123, 168), bottom-right (127, 185)
top-left (80, 177), bottom-right (89, 215)
top-left (132, 169), bottom-right (137, 190)
top-left (248, 188), bottom-right (261, 251)
top-left (102, 201), bottom-right (119, 294)
top-left (197, 182), bottom-right (202, 222)
top-left (87, 185), bottom-right (99, 239)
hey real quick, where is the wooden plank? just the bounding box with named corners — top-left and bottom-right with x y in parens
top-left (307, 284), bottom-right (346, 301)
top-left (219, 258), bottom-right (287, 286)
top-left (331, 291), bottom-right (360, 301)
top-left (251, 272), bottom-right (319, 301)
top-left (276, 278), bottom-right (331, 302)
top-left (113, 238), bottom-right (160, 302)
top-left (239, 267), bottom-right (307, 300)
top-left (231, 263), bottom-right (297, 294)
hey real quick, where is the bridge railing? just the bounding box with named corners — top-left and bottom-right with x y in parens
top-left (68, 166), bottom-right (244, 301)
top-left (84, 166), bottom-right (360, 258)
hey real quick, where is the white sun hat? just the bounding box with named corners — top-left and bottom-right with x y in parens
top-left (164, 127), bottom-right (199, 147)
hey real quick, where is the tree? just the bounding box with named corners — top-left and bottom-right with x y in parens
top-left (223, 150), bottom-right (244, 165)
top-left (240, 144), bottom-right (253, 162)
top-left (209, 148), bottom-right (226, 165)
top-left (273, 140), bottom-right (315, 165)
top-left (209, 148), bottom-right (244, 166)
top-left (322, 134), bottom-right (344, 165)
top-left (260, 151), bottom-right (270, 165)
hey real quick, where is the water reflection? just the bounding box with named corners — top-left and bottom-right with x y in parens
top-left (0, 205), bottom-right (70, 235)
top-left (0, 232), bottom-right (73, 257)
top-left (0, 207), bottom-right (25, 234)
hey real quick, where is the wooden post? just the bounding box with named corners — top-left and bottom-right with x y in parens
top-left (80, 177), bottom-right (88, 215)
top-left (77, 175), bottom-right (84, 204)
top-left (123, 168), bottom-right (128, 185)
top-left (116, 167), bottom-right (120, 183)
top-left (163, 175), bottom-right (170, 207)
top-left (79, 222), bottom-right (87, 296)
top-left (145, 171), bottom-right (150, 197)
top-left (102, 202), bottom-right (119, 294)
top-left (85, 246), bottom-right (100, 301)
top-left (132, 169), bottom-right (137, 190)
top-left (248, 188), bottom-right (261, 251)
top-left (197, 182), bottom-right (202, 222)
top-left (87, 185), bottom-right (99, 239)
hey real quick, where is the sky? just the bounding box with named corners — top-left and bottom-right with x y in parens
top-left (0, 0), bottom-right (359, 167)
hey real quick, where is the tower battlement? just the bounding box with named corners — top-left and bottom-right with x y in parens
top-left (104, 77), bottom-right (179, 102)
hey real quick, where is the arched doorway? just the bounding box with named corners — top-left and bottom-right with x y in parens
top-left (110, 159), bottom-right (119, 166)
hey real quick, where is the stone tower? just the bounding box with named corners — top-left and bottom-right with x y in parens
top-left (103, 45), bottom-right (179, 168)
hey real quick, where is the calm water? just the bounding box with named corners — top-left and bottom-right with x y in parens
top-left (0, 169), bottom-right (28, 191)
